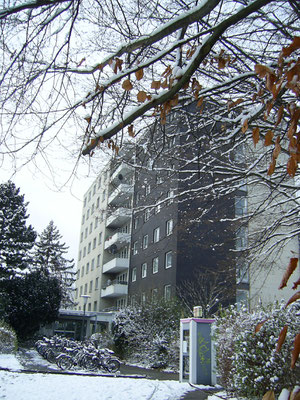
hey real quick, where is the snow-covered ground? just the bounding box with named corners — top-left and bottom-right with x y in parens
top-left (0, 353), bottom-right (194, 400)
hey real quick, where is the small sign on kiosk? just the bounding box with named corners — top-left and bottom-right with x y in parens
top-left (180, 315), bottom-right (216, 385)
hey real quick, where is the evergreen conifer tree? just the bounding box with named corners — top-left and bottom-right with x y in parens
top-left (0, 181), bottom-right (36, 279)
top-left (34, 220), bottom-right (76, 308)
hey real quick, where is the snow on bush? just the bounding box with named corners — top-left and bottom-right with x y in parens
top-left (112, 299), bottom-right (183, 370)
top-left (214, 302), bottom-right (300, 397)
top-left (0, 321), bottom-right (17, 353)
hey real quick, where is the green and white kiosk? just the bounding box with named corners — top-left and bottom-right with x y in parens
top-left (179, 317), bottom-right (216, 385)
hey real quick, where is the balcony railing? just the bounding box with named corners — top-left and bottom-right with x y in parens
top-left (104, 232), bottom-right (131, 251)
top-left (108, 184), bottom-right (133, 206)
top-left (102, 258), bottom-right (129, 274)
top-left (106, 207), bottom-right (132, 228)
top-left (110, 162), bottom-right (134, 186)
top-left (101, 280), bottom-right (128, 298)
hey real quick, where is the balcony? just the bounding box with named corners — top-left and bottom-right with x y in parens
top-left (104, 232), bottom-right (131, 251)
top-left (106, 208), bottom-right (132, 228)
top-left (101, 280), bottom-right (128, 298)
top-left (110, 162), bottom-right (133, 186)
top-left (102, 258), bottom-right (129, 274)
top-left (108, 184), bottom-right (133, 206)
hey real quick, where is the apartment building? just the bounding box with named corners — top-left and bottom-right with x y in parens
top-left (74, 110), bottom-right (299, 312)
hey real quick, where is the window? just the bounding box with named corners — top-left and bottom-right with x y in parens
top-left (165, 251), bottom-right (172, 268)
top-left (85, 227), bottom-right (88, 238)
top-left (91, 203), bottom-right (95, 214)
top-left (133, 216), bottom-right (139, 229)
top-left (81, 266), bottom-right (84, 277)
top-left (89, 280), bottom-right (93, 293)
top-left (133, 241), bottom-right (138, 255)
top-left (97, 254), bottom-right (101, 267)
top-left (95, 277), bottom-right (99, 290)
top-left (78, 250), bottom-right (82, 261)
top-left (82, 214), bottom-right (85, 225)
top-left (88, 242), bottom-right (91, 254)
top-left (93, 237), bottom-right (97, 249)
top-left (151, 288), bottom-right (158, 300)
top-left (91, 258), bottom-right (95, 271)
top-left (142, 235), bottom-right (149, 249)
top-left (84, 283), bottom-right (88, 295)
top-left (152, 257), bottom-right (159, 274)
top-left (166, 190), bottom-right (174, 205)
top-left (76, 269), bottom-right (80, 279)
top-left (80, 232), bottom-right (83, 243)
top-left (93, 185), bottom-right (96, 195)
top-left (98, 232), bottom-right (102, 245)
top-left (236, 289), bottom-right (249, 311)
top-left (95, 217), bottom-right (99, 229)
top-left (141, 263), bottom-right (147, 278)
top-left (235, 197), bottom-right (247, 216)
top-left (141, 292), bottom-right (147, 304)
top-left (145, 184), bottom-right (151, 195)
top-left (86, 262), bottom-right (90, 274)
top-left (93, 301), bottom-right (97, 311)
top-left (75, 288), bottom-right (78, 299)
top-left (164, 285), bottom-right (171, 301)
top-left (166, 219), bottom-right (173, 236)
top-left (80, 286), bottom-right (83, 296)
top-left (236, 226), bottom-right (248, 250)
top-left (102, 189), bottom-right (106, 202)
top-left (155, 204), bottom-right (161, 214)
top-left (153, 227), bottom-right (160, 243)
top-left (84, 198), bottom-right (87, 207)
top-left (236, 259), bottom-right (249, 284)
top-left (87, 209), bottom-right (90, 220)
top-left (89, 222), bottom-right (93, 234)
top-left (144, 208), bottom-right (151, 222)
top-left (88, 303), bottom-right (91, 311)
top-left (88, 191), bottom-right (91, 202)
top-left (156, 175), bottom-right (163, 184)
top-left (83, 247), bottom-right (86, 257)
top-left (132, 267), bottom-right (137, 282)
top-left (98, 177), bottom-right (101, 188)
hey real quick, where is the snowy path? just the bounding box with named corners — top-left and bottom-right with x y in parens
top-left (0, 354), bottom-right (193, 400)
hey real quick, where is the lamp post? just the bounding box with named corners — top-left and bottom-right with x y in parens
top-left (80, 295), bottom-right (90, 341)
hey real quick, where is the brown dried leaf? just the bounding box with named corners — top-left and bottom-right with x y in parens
top-left (122, 79), bottom-right (133, 91)
top-left (287, 155), bottom-right (298, 177)
top-left (267, 159), bottom-right (276, 176)
top-left (291, 333), bottom-right (300, 369)
top-left (161, 79), bottom-right (169, 89)
top-left (137, 91), bottom-right (147, 103)
top-left (162, 65), bottom-right (172, 78)
top-left (255, 64), bottom-right (274, 78)
top-left (262, 390), bottom-right (275, 400)
top-left (197, 97), bottom-right (204, 108)
top-left (264, 130), bottom-right (274, 146)
top-left (228, 98), bottom-right (243, 110)
top-left (242, 118), bottom-right (248, 134)
top-left (128, 125), bottom-right (135, 137)
top-left (281, 36), bottom-right (300, 58)
top-left (273, 137), bottom-right (281, 159)
top-left (84, 116), bottom-right (91, 124)
top-left (252, 127), bottom-right (260, 147)
top-left (279, 258), bottom-right (298, 289)
top-left (135, 69), bottom-right (144, 81)
top-left (291, 386), bottom-right (300, 400)
top-left (292, 278), bottom-right (300, 290)
top-left (275, 105), bottom-right (284, 126)
top-left (151, 80), bottom-right (161, 90)
top-left (276, 325), bottom-right (288, 352)
top-left (255, 319), bottom-right (268, 333)
top-left (285, 291), bottom-right (300, 308)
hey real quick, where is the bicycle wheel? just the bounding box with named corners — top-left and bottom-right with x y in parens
top-left (45, 349), bottom-right (56, 364)
top-left (105, 358), bottom-right (120, 373)
top-left (83, 355), bottom-right (98, 371)
top-left (56, 355), bottom-right (73, 370)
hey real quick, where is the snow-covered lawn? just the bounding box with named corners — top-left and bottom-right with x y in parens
top-left (0, 353), bottom-right (194, 400)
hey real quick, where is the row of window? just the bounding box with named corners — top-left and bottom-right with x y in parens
top-left (77, 253), bottom-right (101, 278)
top-left (82, 194), bottom-right (106, 225)
top-left (79, 232), bottom-right (103, 261)
top-left (132, 219), bottom-right (173, 255)
top-left (76, 277), bottom-right (100, 298)
top-left (83, 172), bottom-right (109, 208)
top-left (131, 251), bottom-right (172, 282)
top-left (131, 284), bottom-right (172, 305)
top-left (135, 189), bottom-right (174, 211)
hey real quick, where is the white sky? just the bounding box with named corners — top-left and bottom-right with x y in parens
top-left (0, 159), bottom-right (101, 264)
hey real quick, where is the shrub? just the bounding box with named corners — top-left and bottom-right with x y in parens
top-left (214, 302), bottom-right (300, 397)
top-left (0, 320), bottom-right (18, 353)
top-left (112, 299), bottom-right (185, 369)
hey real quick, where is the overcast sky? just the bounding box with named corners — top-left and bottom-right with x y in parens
top-left (0, 159), bottom-right (101, 264)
